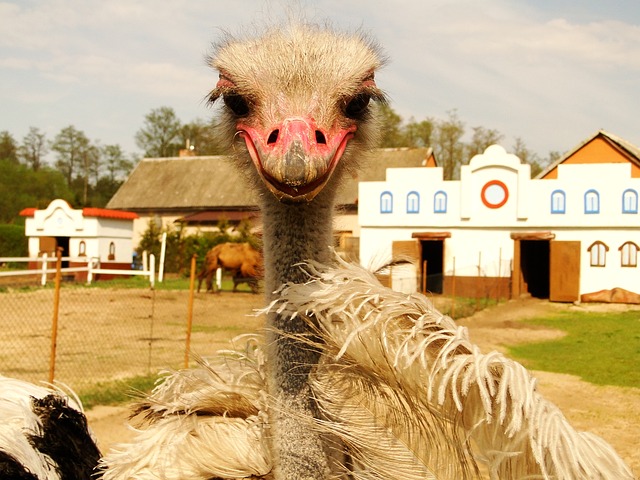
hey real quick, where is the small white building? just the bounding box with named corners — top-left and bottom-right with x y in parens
top-left (358, 131), bottom-right (640, 302)
top-left (20, 199), bottom-right (138, 277)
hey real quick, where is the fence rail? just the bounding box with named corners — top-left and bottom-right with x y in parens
top-left (0, 252), bottom-right (156, 287)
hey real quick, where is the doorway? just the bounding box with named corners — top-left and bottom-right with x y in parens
top-left (519, 240), bottom-right (550, 298)
top-left (420, 239), bottom-right (444, 294)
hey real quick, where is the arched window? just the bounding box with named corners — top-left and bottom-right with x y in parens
top-left (584, 189), bottom-right (599, 214)
top-left (550, 190), bottom-right (566, 214)
top-left (78, 240), bottom-right (86, 257)
top-left (108, 241), bottom-right (116, 261)
top-left (406, 191), bottom-right (420, 213)
top-left (587, 241), bottom-right (608, 267)
top-left (380, 191), bottom-right (393, 214)
top-left (622, 189), bottom-right (638, 214)
top-left (434, 191), bottom-right (447, 213)
top-left (619, 241), bottom-right (639, 267)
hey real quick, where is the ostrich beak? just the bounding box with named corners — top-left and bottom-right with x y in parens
top-left (238, 118), bottom-right (356, 202)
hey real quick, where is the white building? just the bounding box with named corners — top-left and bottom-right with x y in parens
top-left (358, 131), bottom-right (640, 302)
top-left (20, 199), bottom-right (138, 277)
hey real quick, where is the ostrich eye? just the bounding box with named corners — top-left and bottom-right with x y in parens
top-left (223, 94), bottom-right (250, 117)
top-left (344, 93), bottom-right (371, 119)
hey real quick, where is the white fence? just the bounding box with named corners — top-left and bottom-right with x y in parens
top-left (0, 253), bottom-right (156, 287)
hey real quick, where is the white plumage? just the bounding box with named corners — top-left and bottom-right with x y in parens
top-left (99, 258), bottom-right (635, 479)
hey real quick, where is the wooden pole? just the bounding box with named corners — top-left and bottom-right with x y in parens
top-left (184, 254), bottom-right (197, 368)
top-left (48, 247), bottom-right (63, 384)
top-left (450, 257), bottom-right (456, 319)
top-left (422, 260), bottom-right (427, 294)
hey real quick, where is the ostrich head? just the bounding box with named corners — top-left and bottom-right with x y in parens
top-left (208, 22), bottom-right (387, 203)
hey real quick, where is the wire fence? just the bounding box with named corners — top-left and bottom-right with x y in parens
top-left (0, 249), bottom-right (510, 395)
top-left (0, 252), bottom-right (265, 395)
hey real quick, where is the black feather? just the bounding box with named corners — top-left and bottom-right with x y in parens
top-left (28, 395), bottom-right (101, 480)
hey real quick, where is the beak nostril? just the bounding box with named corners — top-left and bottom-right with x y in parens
top-left (315, 130), bottom-right (327, 145)
top-left (267, 129), bottom-right (280, 145)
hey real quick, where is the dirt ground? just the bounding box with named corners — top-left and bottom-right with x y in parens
top-left (86, 295), bottom-right (640, 477)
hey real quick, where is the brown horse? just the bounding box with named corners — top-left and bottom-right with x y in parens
top-left (197, 242), bottom-right (263, 293)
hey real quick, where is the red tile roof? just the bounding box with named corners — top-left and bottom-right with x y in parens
top-left (19, 206), bottom-right (138, 220)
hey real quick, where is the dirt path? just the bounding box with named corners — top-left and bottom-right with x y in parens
top-left (88, 296), bottom-right (640, 476)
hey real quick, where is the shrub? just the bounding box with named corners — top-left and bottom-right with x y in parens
top-left (0, 224), bottom-right (27, 257)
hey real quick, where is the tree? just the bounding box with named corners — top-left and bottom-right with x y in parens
top-left (513, 137), bottom-right (544, 177)
top-left (179, 119), bottom-right (226, 155)
top-left (135, 106), bottom-right (182, 157)
top-left (466, 126), bottom-right (504, 159)
top-left (0, 131), bottom-right (18, 163)
top-left (19, 127), bottom-right (48, 171)
top-left (51, 125), bottom-right (91, 186)
top-left (377, 104), bottom-right (404, 148)
top-left (0, 159), bottom-right (73, 223)
top-left (433, 110), bottom-right (465, 180)
top-left (79, 142), bottom-right (101, 206)
top-left (402, 118), bottom-right (434, 148)
top-left (102, 144), bottom-right (133, 182)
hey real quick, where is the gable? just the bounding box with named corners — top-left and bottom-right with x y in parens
top-left (539, 131), bottom-right (640, 179)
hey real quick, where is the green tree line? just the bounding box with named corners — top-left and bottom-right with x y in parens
top-left (0, 104), bottom-right (556, 226)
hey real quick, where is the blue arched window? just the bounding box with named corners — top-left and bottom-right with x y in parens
top-left (406, 191), bottom-right (420, 213)
top-left (551, 190), bottom-right (566, 214)
top-left (622, 189), bottom-right (638, 214)
top-left (380, 191), bottom-right (393, 214)
top-left (434, 191), bottom-right (447, 213)
top-left (584, 189), bottom-right (599, 214)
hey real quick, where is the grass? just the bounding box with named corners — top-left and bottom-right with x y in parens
top-left (440, 296), bottom-right (502, 320)
top-left (78, 374), bottom-right (159, 410)
top-left (82, 275), bottom-right (257, 292)
top-left (507, 310), bottom-right (640, 388)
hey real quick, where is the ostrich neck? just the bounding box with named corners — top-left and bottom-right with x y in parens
top-left (260, 187), bottom-right (337, 479)
top-left (261, 190), bottom-right (335, 300)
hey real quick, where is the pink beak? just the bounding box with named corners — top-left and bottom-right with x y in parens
top-left (238, 117), bottom-right (356, 202)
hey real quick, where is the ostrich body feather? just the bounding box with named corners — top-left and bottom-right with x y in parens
top-left (0, 376), bottom-right (100, 480)
top-left (100, 260), bottom-right (634, 479)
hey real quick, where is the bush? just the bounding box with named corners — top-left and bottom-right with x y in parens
top-left (0, 224), bottom-right (27, 257)
top-left (136, 219), bottom-right (261, 276)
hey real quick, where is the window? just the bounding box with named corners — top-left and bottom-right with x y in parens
top-left (619, 242), bottom-right (639, 267)
top-left (406, 191), bottom-right (420, 213)
top-left (78, 241), bottom-right (86, 257)
top-left (434, 191), bottom-right (447, 213)
top-left (551, 190), bottom-right (566, 214)
top-left (584, 189), bottom-right (600, 214)
top-left (108, 241), bottom-right (116, 261)
top-left (622, 189), bottom-right (638, 214)
top-left (380, 191), bottom-right (393, 214)
top-left (588, 241), bottom-right (608, 267)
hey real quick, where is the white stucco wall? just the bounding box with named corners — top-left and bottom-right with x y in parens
top-left (24, 199), bottom-right (136, 264)
top-left (358, 145), bottom-right (640, 296)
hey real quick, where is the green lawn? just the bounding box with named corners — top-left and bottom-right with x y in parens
top-left (508, 310), bottom-right (640, 388)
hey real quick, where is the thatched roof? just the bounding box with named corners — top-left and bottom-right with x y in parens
top-left (107, 156), bottom-right (257, 212)
top-left (107, 147), bottom-right (433, 213)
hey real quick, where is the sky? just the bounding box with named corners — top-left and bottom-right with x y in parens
top-left (1, 0), bottom-right (639, 163)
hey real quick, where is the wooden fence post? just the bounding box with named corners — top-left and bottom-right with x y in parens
top-left (451, 257), bottom-right (456, 319)
top-left (48, 247), bottom-right (63, 384)
top-left (184, 254), bottom-right (197, 368)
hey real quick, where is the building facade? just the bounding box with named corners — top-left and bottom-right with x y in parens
top-left (358, 132), bottom-right (640, 302)
top-left (20, 199), bottom-right (137, 275)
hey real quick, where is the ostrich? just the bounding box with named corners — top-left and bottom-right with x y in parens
top-left (98, 20), bottom-right (635, 480)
